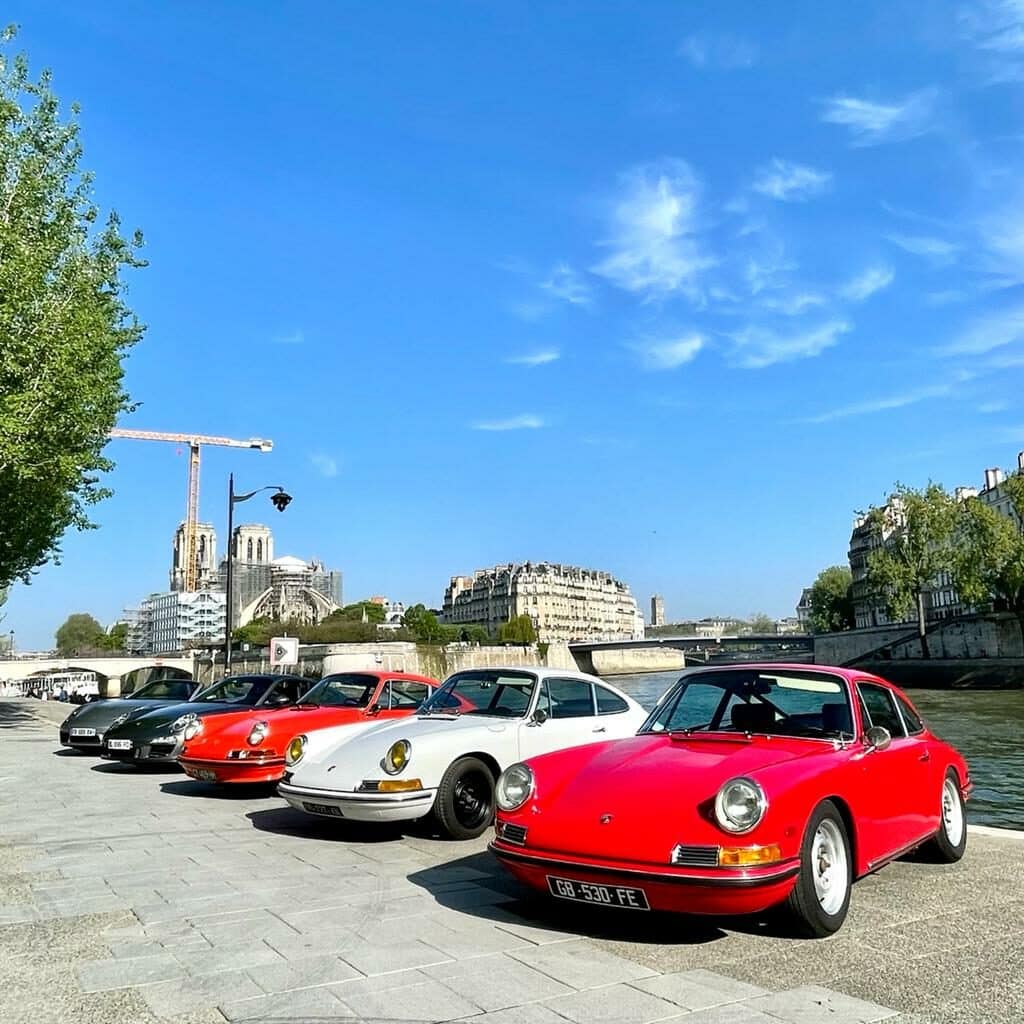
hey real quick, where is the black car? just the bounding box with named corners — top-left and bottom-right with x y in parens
top-left (100, 673), bottom-right (312, 765)
top-left (59, 677), bottom-right (201, 751)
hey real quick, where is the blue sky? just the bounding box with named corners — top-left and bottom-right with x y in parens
top-left (7, 1), bottom-right (1024, 648)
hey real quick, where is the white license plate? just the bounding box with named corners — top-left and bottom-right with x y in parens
top-left (70, 728), bottom-right (96, 737)
top-left (186, 768), bottom-right (218, 782)
top-left (107, 739), bottom-right (133, 751)
top-left (547, 875), bottom-right (649, 910)
top-left (303, 802), bottom-right (344, 817)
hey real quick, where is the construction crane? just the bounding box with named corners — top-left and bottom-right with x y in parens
top-left (109, 429), bottom-right (273, 591)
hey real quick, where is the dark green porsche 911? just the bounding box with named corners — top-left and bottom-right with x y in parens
top-left (59, 677), bottom-right (202, 751)
top-left (100, 673), bottom-right (312, 765)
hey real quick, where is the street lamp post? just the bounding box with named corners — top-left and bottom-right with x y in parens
top-left (223, 473), bottom-right (292, 673)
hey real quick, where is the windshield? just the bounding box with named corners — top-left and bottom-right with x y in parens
top-left (191, 676), bottom-right (275, 705)
top-left (642, 670), bottom-right (854, 740)
top-left (132, 678), bottom-right (195, 701)
top-left (419, 670), bottom-right (536, 719)
top-left (301, 673), bottom-right (379, 708)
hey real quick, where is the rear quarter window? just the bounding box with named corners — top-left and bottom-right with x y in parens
top-left (595, 686), bottom-right (629, 715)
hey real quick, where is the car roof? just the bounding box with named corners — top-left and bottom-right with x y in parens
top-left (677, 663), bottom-right (866, 683)
top-left (319, 670), bottom-right (437, 683)
top-left (446, 665), bottom-right (625, 687)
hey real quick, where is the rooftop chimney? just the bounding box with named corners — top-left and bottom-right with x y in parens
top-left (1018, 451), bottom-right (1024, 472)
top-left (984, 468), bottom-right (998, 490)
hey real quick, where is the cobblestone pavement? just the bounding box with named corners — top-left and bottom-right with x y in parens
top-left (1, 699), bottom-right (1020, 1024)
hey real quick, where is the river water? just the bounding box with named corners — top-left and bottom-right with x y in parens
top-left (607, 670), bottom-right (1024, 830)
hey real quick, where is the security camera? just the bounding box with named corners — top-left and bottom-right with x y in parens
top-left (270, 490), bottom-right (292, 512)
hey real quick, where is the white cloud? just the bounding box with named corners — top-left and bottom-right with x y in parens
top-left (761, 292), bottom-right (826, 316)
top-left (506, 349), bottom-right (560, 367)
top-left (744, 249), bottom-right (796, 295)
top-left (979, 201), bottom-right (1024, 284)
top-left (940, 304), bottom-right (1024, 355)
top-left (730, 320), bottom-right (851, 369)
top-left (678, 33), bottom-right (757, 69)
top-left (309, 454), bottom-right (338, 478)
top-left (839, 265), bottom-right (895, 302)
top-left (820, 88), bottom-right (938, 145)
top-left (541, 263), bottom-right (592, 306)
top-left (752, 159), bottom-right (832, 202)
top-left (961, 1), bottom-right (1024, 82)
top-left (275, 330), bottom-right (305, 345)
top-left (472, 414), bottom-right (546, 431)
top-left (887, 234), bottom-right (958, 261)
top-left (634, 334), bottom-right (705, 370)
top-left (802, 383), bottom-right (955, 423)
top-left (592, 159), bottom-right (714, 299)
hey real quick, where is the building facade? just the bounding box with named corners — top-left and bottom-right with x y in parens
top-left (650, 594), bottom-right (665, 627)
top-left (441, 562), bottom-right (644, 643)
top-left (129, 591), bottom-right (227, 655)
top-left (170, 522), bottom-right (218, 591)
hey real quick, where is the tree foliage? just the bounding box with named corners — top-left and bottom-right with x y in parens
top-left (499, 614), bottom-right (538, 644)
top-left (744, 612), bottom-right (776, 634)
top-left (864, 482), bottom-right (958, 657)
top-left (329, 601), bottom-right (386, 624)
top-left (0, 28), bottom-right (145, 587)
top-left (55, 612), bottom-right (104, 655)
top-left (807, 566), bottom-right (855, 634)
top-left (402, 603), bottom-right (445, 642)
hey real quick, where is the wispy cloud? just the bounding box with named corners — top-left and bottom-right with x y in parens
top-left (760, 292), bottom-right (826, 315)
top-left (752, 159), bottom-right (832, 201)
top-left (940, 304), bottom-right (1024, 355)
top-left (730, 320), bottom-right (851, 369)
top-left (592, 159), bottom-right (713, 300)
top-left (802, 382), bottom-right (957, 423)
top-left (820, 88), bottom-right (938, 145)
top-left (506, 349), bottom-right (560, 367)
top-left (979, 200), bottom-right (1024, 285)
top-left (678, 33), bottom-right (757, 69)
top-left (541, 264), bottom-right (592, 306)
top-left (887, 234), bottom-right (958, 262)
top-left (634, 334), bottom-right (704, 370)
top-left (472, 414), bottom-right (546, 431)
top-left (961, 1), bottom-right (1024, 82)
top-left (839, 265), bottom-right (895, 302)
top-left (744, 248), bottom-right (796, 295)
top-left (309, 453), bottom-right (338, 478)
top-left (275, 330), bottom-right (305, 345)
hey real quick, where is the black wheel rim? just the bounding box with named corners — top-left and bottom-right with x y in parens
top-left (452, 769), bottom-right (492, 829)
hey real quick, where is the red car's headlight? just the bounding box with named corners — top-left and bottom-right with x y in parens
top-left (714, 777), bottom-right (766, 833)
top-left (496, 763), bottom-right (534, 812)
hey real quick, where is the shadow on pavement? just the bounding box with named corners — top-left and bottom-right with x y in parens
top-left (246, 805), bottom-right (408, 844)
top-left (0, 700), bottom-right (55, 729)
top-left (90, 761), bottom-right (181, 774)
top-left (160, 779), bottom-right (280, 800)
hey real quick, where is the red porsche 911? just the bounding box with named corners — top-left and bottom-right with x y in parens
top-left (490, 664), bottom-right (970, 937)
top-left (178, 670), bottom-right (438, 784)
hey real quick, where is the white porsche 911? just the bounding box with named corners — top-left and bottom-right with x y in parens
top-left (277, 666), bottom-right (648, 838)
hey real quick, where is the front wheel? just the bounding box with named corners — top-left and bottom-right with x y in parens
top-left (925, 770), bottom-right (967, 863)
top-left (784, 799), bottom-right (852, 938)
top-left (432, 756), bottom-right (496, 839)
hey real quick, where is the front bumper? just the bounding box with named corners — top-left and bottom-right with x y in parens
top-left (180, 755), bottom-right (285, 784)
top-left (278, 780), bottom-right (437, 822)
top-left (60, 728), bottom-right (105, 749)
top-left (102, 736), bottom-right (184, 763)
top-left (489, 839), bottom-right (800, 916)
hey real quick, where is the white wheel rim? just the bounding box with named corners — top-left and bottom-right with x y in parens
top-left (811, 818), bottom-right (848, 916)
top-left (942, 778), bottom-right (964, 848)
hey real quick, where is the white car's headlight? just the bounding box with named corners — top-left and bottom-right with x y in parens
top-left (285, 734), bottom-right (307, 766)
top-left (382, 739), bottom-right (411, 775)
top-left (496, 763), bottom-right (534, 812)
top-left (247, 721), bottom-right (269, 746)
top-left (714, 777), bottom-right (767, 834)
top-left (171, 713), bottom-right (198, 735)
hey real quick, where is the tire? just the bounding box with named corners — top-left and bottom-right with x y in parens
top-left (432, 756), bottom-right (496, 840)
top-left (926, 769), bottom-right (967, 863)
top-left (784, 799), bottom-right (852, 938)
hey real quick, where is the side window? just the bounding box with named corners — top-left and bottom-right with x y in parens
top-left (388, 681), bottom-right (429, 709)
top-left (546, 678), bottom-right (595, 719)
top-left (858, 683), bottom-right (907, 738)
top-left (595, 686), bottom-right (629, 715)
top-left (896, 694), bottom-right (925, 735)
top-left (271, 679), bottom-right (303, 704)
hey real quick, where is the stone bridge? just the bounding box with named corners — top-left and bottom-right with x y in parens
top-left (0, 655), bottom-right (196, 695)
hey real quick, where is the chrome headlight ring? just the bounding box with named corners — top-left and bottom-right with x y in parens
top-left (247, 721), bottom-right (269, 746)
top-left (714, 777), bottom-right (767, 834)
top-left (170, 713), bottom-right (199, 736)
top-left (285, 734), bottom-right (307, 766)
top-left (496, 763), bottom-right (534, 812)
top-left (381, 739), bottom-right (411, 775)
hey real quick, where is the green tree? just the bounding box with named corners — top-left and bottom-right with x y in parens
top-left (0, 28), bottom-right (145, 588)
top-left (330, 601), bottom-right (386, 624)
top-left (55, 612), bottom-right (104, 655)
top-left (232, 618), bottom-right (278, 646)
top-left (954, 476), bottom-right (1024, 641)
top-left (864, 483), bottom-right (958, 659)
top-left (807, 566), bottom-right (855, 634)
top-left (95, 620), bottom-right (127, 652)
top-left (499, 614), bottom-right (538, 644)
top-left (745, 613), bottom-right (776, 634)
top-left (402, 603), bottom-right (445, 642)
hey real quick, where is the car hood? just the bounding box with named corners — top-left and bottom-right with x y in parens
top-left (62, 699), bottom-right (179, 731)
top-left (105, 701), bottom-right (263, 739)
top-left (520, 733), bottom-right (826, 862)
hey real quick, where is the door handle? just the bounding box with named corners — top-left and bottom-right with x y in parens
top-left (592, 726), bottom-right (606, 733)
top-left (919, 751), bottom-right (930, 762)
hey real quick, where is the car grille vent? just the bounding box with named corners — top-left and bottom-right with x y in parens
top-left (500, 823), bottom-right (528, 845)
top-left (670, 844), bottom-right (719, 867)
top-left (358, 781), bottom-right (381, 792)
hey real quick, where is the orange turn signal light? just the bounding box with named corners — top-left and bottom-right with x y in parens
top-left (378, 778), bottom-right (423, 793)
top-left (718, 844), bottom-right (782, 867)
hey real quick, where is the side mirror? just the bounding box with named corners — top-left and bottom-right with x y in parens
top-left (864, 725), bottom-right (892, 752)
top-left (532, 707), bottom-right (548, 725)
top-left (367, 703), bottom-right (381, 716)
top-left (267, 693), bottom-right (292, 707)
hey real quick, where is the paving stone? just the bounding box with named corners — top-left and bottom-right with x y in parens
top-left (333, 971), bottom-right (482, 1022)
top-left (746, 984), bottom-right (899, 1023)
top-left (418, 917), bottom-right (535, 958)
top-left (264, 924), bottom-right (362, 961)
top-left (337, 937), bottom-right (453, 976)
top-left (425, 952), bottom-right (574, 1010)
top-left (451, 1005), bottom-right (570, 1024)
top-left (668, 1005), bottom-right (788, 1024)
top-left (632, 970), bottom-right (770, 1010)
top-left (508, 939), bottom-right (658, 990)
top-left (221, 984), bottom-right (354, 1020)
top-left (543, 982), bottom-right (682, 1023)
top-left (141, 968), bottom-right (265, 1017)
top-left (78, 953), bottom-right (185, 991)
top-left (173, 939), bottom-right (284, 975)
top-left (248, 953), bottom-right (362, 993)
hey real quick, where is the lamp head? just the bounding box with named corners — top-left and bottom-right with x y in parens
top-left (270, 489), bottom-right (292, 512)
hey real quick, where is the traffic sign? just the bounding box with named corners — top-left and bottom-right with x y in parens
top-left (269, 636), bottom-right (299, 667)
